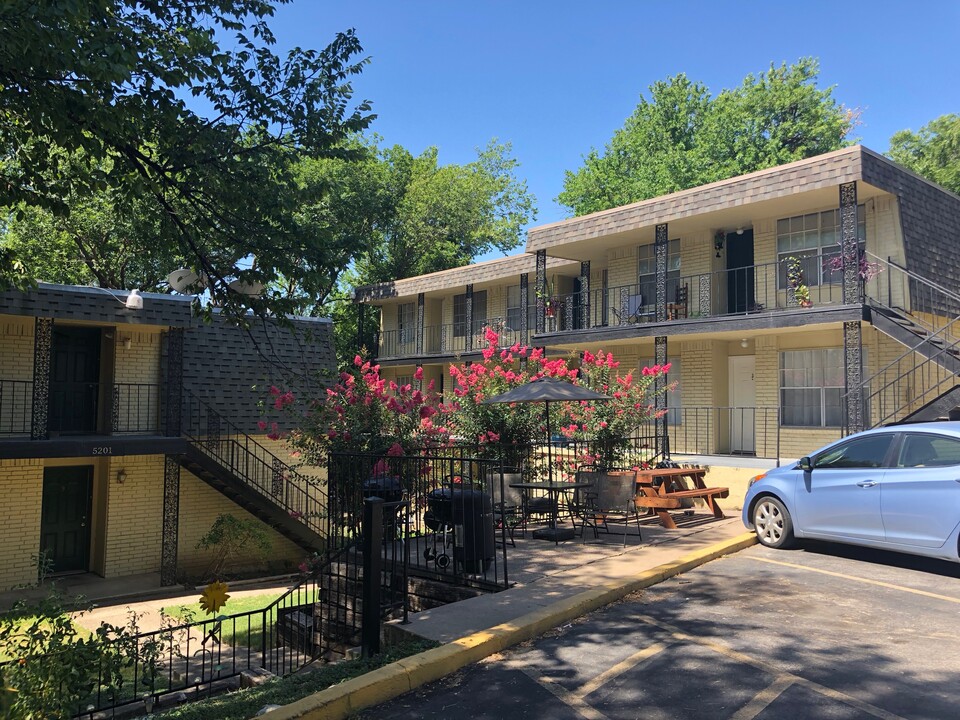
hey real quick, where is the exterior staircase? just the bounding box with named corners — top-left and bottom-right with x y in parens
top-left (178, 390), bottom-right (327, 552)
top-left (853, 254), bottom-right (960, 428)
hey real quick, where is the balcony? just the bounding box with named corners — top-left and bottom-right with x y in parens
top-left (377, 318), bottom-right (523, 360)
top-left (547, 259), bottom-right (854, 333)
top-left (0, 380), bottom-right (163, 438)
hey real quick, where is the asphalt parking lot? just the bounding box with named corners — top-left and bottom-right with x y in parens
top-left (361, 541), bottom-right (960, 720)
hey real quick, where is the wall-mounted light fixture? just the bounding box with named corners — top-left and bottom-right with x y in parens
top-left (740, 338), bottom-right (749, 349)
top-left (116, 469), bottom-right (127, 484)
top-left (121, 337), bottom-right (132, 351)
top-left (736, 227), bottom-right (745, 235)
top-left (714, 231), bottom-right (725, 258)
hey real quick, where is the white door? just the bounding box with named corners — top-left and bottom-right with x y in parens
top-left (728, 356), bottom-right (756, 454)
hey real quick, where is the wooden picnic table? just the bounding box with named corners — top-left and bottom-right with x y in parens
top-left (633, 467), bottom-right (729, 529)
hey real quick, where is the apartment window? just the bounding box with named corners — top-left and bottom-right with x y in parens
top-left (394, 375), bottom-right (413, 393)
top-left (638, 240), bottom-right (680, 307)
top-left (506, 285), bottom-right (522, 329)
top-left (453, 290), bottom-right (487, 337)
top-left (776, 207), bottom-right (866, 288)
top-left (780, 348), bottom-right (865, 427)
top-left (397, 303), bottom-right (415, 345)
top-left (644, 357), bottom-right (681, 425)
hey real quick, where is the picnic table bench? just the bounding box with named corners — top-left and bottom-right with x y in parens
top-left (632, 467), bottom-right (728, 529)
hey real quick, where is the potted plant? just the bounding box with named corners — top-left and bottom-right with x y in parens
top-left (785, 257), bottom-right (813, 308)
top-left (537, 278), bottom-right (561, 317)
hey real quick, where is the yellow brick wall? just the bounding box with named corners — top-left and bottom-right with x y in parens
top-left (103, 455), bottom-right (164, 577)
top-left (177, 468), bottom-right (305, 579)
top-left (0, 315), bottom-right (34, 380)
top-left (0, 459), bottom-right (44, 589)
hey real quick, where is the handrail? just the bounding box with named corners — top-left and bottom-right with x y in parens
top-left (870, 252), bottom-right (960, 306)
top-left (181, 390), bottom-right (327, 537)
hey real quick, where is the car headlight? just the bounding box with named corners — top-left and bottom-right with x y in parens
top-left (748, 473), bottom-right (767, 487)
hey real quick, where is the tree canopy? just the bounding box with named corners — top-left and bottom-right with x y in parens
top-left (0, 0), bottom-right (373, 318)
top-left (558, 58), bottom-right (857, 216)
top-left (888, 114), bottom-right (960, 196)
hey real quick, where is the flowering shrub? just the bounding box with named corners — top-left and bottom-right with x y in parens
top-left (560, 350), bottom-right (670, 471)
top-left (278, 355), bottom-right (448, 466)
top-left (444, 329), bottom-right (671, 472)
top-left (446, 328), bottom-right (547, 464)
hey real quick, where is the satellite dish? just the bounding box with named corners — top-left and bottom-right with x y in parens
top-left (167, 268), bottom-right (200, 294)
top-left (228, 279), bottom-right (265, 297)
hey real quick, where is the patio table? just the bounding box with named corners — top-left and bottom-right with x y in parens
top-left (633, 468), bottom-right (729, 529)
top-left (509, 481), bottom-right (594, 543)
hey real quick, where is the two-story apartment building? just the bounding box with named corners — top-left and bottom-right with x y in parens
top-left (0, 284), bottom-right (332, 592)
top-left (355, 146), bottom-right (960, 465)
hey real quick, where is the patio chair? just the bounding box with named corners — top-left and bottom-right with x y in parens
top-left (488, 467), bottom-right (525, 546)
top-left (667, 285), bottom-right (689, 320)
top-left (573, 470), bottom-right (643, 545)
top-left (611, 294), bottom-right (645, 325)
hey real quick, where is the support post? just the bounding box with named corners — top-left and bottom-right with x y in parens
top-left (535, 250), bottom-right (547, 335)
top-left (580, 261), bottom-right (591, 329)
top-left (655, 224), bottom-right (668, 323)
top-left (361, 497), bottom-right (384, 658)
top-left (519, 272), bottom-right (529, 346)
top-left (840, 182), bottom-right (860, 305)
top-left (655, 336), bottom-right (669, 458)
top-left (843, 321), bottom-right (865, 435)
top-left (416, 292), bottom-right (425, 355)
top-left (161, 455), bottom-right (181, 586)
top-left (164, 327), bottom-right (184, 437)
top-left (465, 284), bottom-right (474, 352)
top-left (31, 317), bottom-right (53, 440)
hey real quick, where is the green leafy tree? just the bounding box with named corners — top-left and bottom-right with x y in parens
top-left (559, 58), bottom-right (857, 216)
top-left (888, 114), bottom-right (960, 195)
top-left (0, 0), bottom-right (373, 319)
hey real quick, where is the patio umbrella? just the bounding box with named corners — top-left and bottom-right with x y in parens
top-left (483, 376), bottom-right (610, 541)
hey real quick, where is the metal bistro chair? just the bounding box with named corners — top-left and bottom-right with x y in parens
top-left (573, 470), bottom-right (643, 546)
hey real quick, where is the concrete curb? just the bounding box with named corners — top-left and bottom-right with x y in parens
top-left (268, 531), bottom-right (758, 720)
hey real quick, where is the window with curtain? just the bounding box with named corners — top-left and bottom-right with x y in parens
top-left (643, 357), bottom-right (682, 425)
top-left (637, 239), bottom-right (680, 309)
top-left (780, 348), bottom-right (866, 427)
top-left (506, 285), bottom-right (522, 329)
top-left (397, 303), bottom-right (415, 345)
top-left (776, 207), bottom-right (866, 288)
top-left (453, 290), bottom-right (487, 337)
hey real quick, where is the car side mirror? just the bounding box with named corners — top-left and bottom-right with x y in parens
top-left (798, 456), bottom-right (813, 472)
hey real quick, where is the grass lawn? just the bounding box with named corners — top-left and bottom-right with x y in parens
top-left (163, 591), bottom-right (318, 650)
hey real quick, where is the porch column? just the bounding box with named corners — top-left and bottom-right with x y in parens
top-left (519, 272), bottom-right (529, 346)
top-left (161, 455), bottom-right (181, 586)
top-left (535, 249), bottom-right (547, 334)
top-left (415, 363), bottom-right (423, 392)
top-left (465, 284), bottom-right (474, 352)
top-left (655, 335), bottom-right (669, 457)
top-left (655, 224), bottom-right (668, 323)
top-left (580, 261), bottom-right (591, 329)
top-left (164, 327), bottom-right (184, 437)
top-left (843, 321), bottom-right (865, 435)
top-left (840, 182), bottom-right (860, 304)
top-left (416, 292), bottom-right (425, 355)
top-left (31, 317), bottom-right (53, 440)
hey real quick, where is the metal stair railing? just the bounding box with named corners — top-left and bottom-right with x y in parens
top-left (180, 390), bottom-right (327, 538)
top-left (850, 254), bottom-right (960, 430)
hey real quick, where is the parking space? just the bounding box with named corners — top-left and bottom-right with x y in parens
top-left (361, 542), bottom-right (960, 720)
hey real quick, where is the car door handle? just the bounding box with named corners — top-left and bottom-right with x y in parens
top-left (856, 481), bottom-right (878, 488)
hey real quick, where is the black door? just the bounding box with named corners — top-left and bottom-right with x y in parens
top-left (40, 466), bottom-right (93, 574)
top-left (726, 229), bottom-right (755, 314)
top-left (49, 327), bottom-right (101, 433)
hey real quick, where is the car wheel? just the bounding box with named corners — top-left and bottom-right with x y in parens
top-left (753, 496), bottom-right (795, 549)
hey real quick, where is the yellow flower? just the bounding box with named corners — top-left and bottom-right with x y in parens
top-left (198, 581), bottom-right (230, 616)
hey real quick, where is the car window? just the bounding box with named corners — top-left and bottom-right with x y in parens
top-left (896, 434), bottom-right (960, 468)
top-left (813, 434), bottom-right (894, 469)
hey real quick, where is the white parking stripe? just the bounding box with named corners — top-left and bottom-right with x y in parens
top-left (748, 555), bottom-right (960, 604)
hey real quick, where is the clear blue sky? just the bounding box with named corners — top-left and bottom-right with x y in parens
top-left (268, 0), bottom-right (959, 257)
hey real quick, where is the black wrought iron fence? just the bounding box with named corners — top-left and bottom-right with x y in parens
top-left (112, 382), bottom-right (161, 434)
top-left (328, 449), bottom-right (509, 591)
top-left (0, 379), bottom-right (31, 435)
